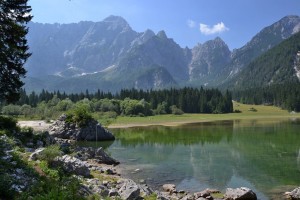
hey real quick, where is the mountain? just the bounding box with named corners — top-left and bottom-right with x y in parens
top-left (26, 16), bottom-right (138, 77)
top-left (189, 37), bottom-right (231, 85)
top-left (24, 15), bottom-right (300, 93)
top-left (224, 31), bottom-right (300, 90)
top-left (221, 15), bottom-right (300, 82)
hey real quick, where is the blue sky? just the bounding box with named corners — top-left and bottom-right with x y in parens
top-left (28, 0), bottom-right (300, 50)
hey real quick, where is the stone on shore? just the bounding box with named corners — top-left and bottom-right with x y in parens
top-left (49, 114), bottom-right (115, 141)
top-left (75, 146), bottom-right (119, 165)
top-left (118, 179), bottom-right (140, 200)
top-left (224, 187), bottom-right (257, 200)
top-left (52, 155), bottom-right (90, 177)
top-left (162, 184), bottom-right (176, 193)
top-left (285, 187), bottom-right (300, 199)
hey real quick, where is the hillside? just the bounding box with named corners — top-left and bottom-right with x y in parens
top-left (225, 31), bottom-right (300, 89)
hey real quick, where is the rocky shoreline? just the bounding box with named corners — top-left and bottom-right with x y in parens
top-left (25, 139), bottom-right (300, 200)
top-left (4, 115), bottom-right (300, 200)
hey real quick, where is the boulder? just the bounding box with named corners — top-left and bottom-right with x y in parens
top-left (75, 147), bottom-right (119, 165)
top-left (118, 179), bottom-right (140, 200)
top-left (286, 187), bottom-right (300, 200)
top-left (49, 114), bottom-right (115, 141)
top-left (224, 187), bottom-right (257, 200)
top-left (194, 189), bottom-right (210, 198)
top-left (52, 155), bottom-right (90, 177)
top-left (162, 184), bottom-right (176, 193)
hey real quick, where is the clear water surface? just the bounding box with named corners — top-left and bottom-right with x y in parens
top-left (79, 118), bottom-right (300, 200)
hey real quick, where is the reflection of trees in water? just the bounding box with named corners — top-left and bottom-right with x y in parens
top-left (77, 140), bottom-right (114, 149)
top-left (113, 120), bottom-right (234, 147)
top-left (85, 120), bottom-right (300, 197)
top-left (111, 121), bottom-right (235, 189)
top-left (230, 120), bottom-right (300, 191)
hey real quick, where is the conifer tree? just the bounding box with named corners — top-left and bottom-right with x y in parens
top-left (0, 0), bottom-right (32, 103)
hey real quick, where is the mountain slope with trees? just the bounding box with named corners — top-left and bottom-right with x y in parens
top-left (225, 31), bottom-right (300, 90)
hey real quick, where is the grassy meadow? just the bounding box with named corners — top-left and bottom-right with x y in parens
top-left (108, 101), bottom-right (300, 128)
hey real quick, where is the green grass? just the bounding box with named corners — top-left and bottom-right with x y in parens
top-left (108, 102), bottom-right (300, 128)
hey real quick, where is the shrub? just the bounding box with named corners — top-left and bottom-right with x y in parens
top-left (234, 109), bottom-right (242, 113)
top-left (170, 105), bottom-right (184, 115)
top-left (0, 116), bottom-right (18, 131)
top-left (66, 105), bottom-right (93, 127)
top-left (39, 144), bottom-right (61, 165)
top-left (248, 107), bottom-right (257, 112)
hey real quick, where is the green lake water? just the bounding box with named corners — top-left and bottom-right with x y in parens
top-left (80, 118), bottom-right (300, 200)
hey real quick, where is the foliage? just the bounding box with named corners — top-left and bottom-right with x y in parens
top-left (0, 115), bottom-right (18, 131)
top-left (0, 172), bottom-right (14, 199)
top-left (226, 31), bottom-right (300, 90)
top-left (232, 82), bottom-right (300, 111)
top-left (170, 105), bottom-right (184, 115)
top-left (66, 105), bottom-right (93, 127)
top-left (13, 87), bottom-right (233, 116)
top-left (20, 171), bottom-right (84, 200)
top-left (39, 144), bottom-right (61, 165)
top-left (0, 0), bottom-right (32, 103)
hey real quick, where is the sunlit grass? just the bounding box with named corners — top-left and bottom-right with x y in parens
top-left (108, 102), bottom-right (300, 128)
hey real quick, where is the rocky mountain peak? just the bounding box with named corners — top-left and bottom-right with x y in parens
top-left (103, 15), bottom-right (132, 31)
top-left (157, 30), bottom-right (168, 39)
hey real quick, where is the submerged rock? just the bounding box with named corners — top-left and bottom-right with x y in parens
top-left (224, 187), bottom-right (257, 200)
top-left (49, 114), bottom-right (115, 141)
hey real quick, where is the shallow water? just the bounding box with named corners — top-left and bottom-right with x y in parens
top-left (80, 118), bottom-right (300, 200)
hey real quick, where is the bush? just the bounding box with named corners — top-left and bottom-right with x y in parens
top-left (0, 116), bottom-right (18, 131)
top-left (248, 107), bottom-right (257, 112)
top-left (39, 144), bottom-right (61, 165)
top-left (0, 173), bottom-right (14, 199)
top-left (170, 105), bottom-right (184, 115)
top-left (66, 105), bottom-right (93, 127)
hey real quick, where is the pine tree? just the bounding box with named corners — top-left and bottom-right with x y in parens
top-left (0, 0), bottom-right (32, 103)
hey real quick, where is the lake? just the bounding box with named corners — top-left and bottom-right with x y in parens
top-left (80, 118), bottom-right (300, 199)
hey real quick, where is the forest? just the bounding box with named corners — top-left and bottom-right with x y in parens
top-left (0, 87), bottom-right (233, 121)
top-left (232, 82), bottom-right (300, 112)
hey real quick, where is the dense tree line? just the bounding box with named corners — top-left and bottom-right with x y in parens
top-left (2, 87), bottom-right (233, 117)
top-left (232, 82), bottom-right (300, 112)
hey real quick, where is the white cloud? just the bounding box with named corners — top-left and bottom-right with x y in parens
top-left (187, 19), bottom-right (196, 28)
top-left (199, 22), bottom-right (229, 35)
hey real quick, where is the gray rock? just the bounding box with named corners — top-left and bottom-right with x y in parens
top-left (118, 179), bottom-right (140, 200)
top-left (286, 187), bottom-right (300, 200)
top-left (194, 190), bottom-right (210, 198)
top-left (224, 187), bottom-right (257, 200)
top-left (139, 184), bottom-right (153, 196)
top-left (49, 115), bottom-right (115, 141)
top-left (36, 140), bottom-right (44, 148)
top-left (109, 188), bottom-right (119, 197)
top-left (28, 148), bottom-right (45, 161)
top-left (156, 191), bottom-right (170, 200)
top-left (52, 155), bottom-right (90, 177)
top-left (162, 184), bottom-right (176, 193)
top-left (75, 146), bottom-right (119, 165)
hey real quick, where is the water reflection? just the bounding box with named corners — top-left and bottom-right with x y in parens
top-left (81, 119), bottom-right (300, 199)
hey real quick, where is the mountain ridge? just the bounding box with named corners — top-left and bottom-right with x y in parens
top-left (24, 15), bottom-right (300, 93)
